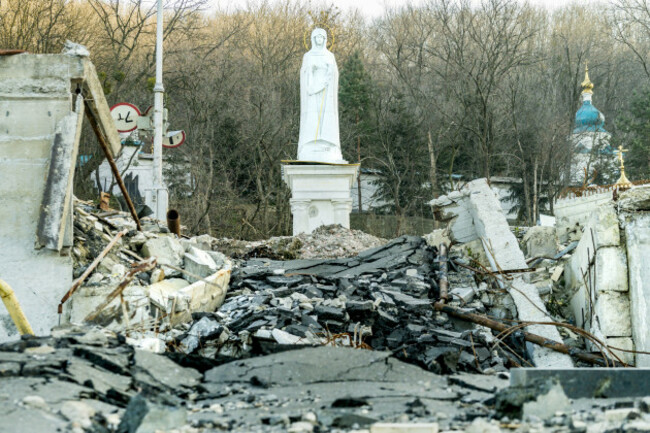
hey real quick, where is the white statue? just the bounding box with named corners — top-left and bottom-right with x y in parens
top-left (297, 28), bottom-right (344, 162)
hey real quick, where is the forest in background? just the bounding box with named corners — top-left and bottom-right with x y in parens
top-left (3, 0), bottom-right (650, 238)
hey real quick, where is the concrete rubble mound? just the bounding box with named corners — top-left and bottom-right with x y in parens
top-left (211, 224), bottom-right (386, 260)
top-left (65, 200), bottom-right (232, 340)
top-left (172, 235), bottom-right (513, 374)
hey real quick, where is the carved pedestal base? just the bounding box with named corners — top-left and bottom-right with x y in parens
top-left (282, 163), bottom-right (360, 235)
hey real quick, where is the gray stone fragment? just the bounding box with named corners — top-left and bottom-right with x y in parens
top-left (450, 287), bottom-right (475, 303)
top-left (179, 316), bottom-right (226, 353)
top-left (60, 401), bottom-right (95, 429)
top-left (183, 246), bottom-right (218, 283)
top-left (521, 226), bottom-right (557, 259)
top-left (314, 305), bottom-right (346, 321)
top-left (117, 394), bottom-right (187, 433)
top-left (141, 237), bottom-right (185, 268)
top-left (133, 350), bottom-right (201, 391)
top-left (522, 382), bottom-right (571, 420)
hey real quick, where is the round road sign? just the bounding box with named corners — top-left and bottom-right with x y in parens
top-left (110, 103), bottom-right (141, 133)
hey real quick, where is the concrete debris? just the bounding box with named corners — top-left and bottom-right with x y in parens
top-left (65, 200), bottom-right (231, 334)
top-left (521, 226), bottom-right (557, 259)
top-left (2, 328), bottom-right (650, 433)
top-left (431, 178), bottom-right (573, 368)
top-left (211, 224), bottom-right (386, 260)
top-left (172, 235), bottom-right (525, 374)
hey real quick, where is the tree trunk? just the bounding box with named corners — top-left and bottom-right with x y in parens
top-left (427, 130), bottom-right (439, 197)
top-left (356, 112), bottom-right (363, 213)
top-left (532, 158), bottom-right (539, 225)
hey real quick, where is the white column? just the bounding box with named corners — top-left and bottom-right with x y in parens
top-left (290, 199), bottom-right (311, 235)
top-left (332, 198), bottom-right (353, 229)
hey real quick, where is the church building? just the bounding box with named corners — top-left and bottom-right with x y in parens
top-left (569, 65), bottom-right (614, 185)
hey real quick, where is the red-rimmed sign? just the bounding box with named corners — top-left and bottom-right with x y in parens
top-left (163, 130), bottom-right (186, 148)
top-left (110, 102), bottom-right (141, 133)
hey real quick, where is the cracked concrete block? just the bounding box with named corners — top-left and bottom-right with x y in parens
top-left (147, 278), bottom-right (190, 310)
top-left (618, 185), bottom-right (650, 212)
top-left (570, 284), bottom-right (592, 329)
top-left (141, 236), bottom-right (185, 268)
top-left (450, 287), bottom-right (475, 303)
top-left (465, 179), bottom-right (527, 270)
top-left (605, 336), bottom-right (635, 366)
top-left (566, 242), bottom-right (627, 295)
top-left (554, 193), bottom-right (614, 243)
top-left (510, 278), bottom-right (573, 368)
top-left (429, 190), bottom-right (475, 243)
top-left (587, 204), bottom-right (621, 248)
top-left (594, 247), bottom-right (628, 293)
top-left (183, 246), bottom-right (218, 283)
top-left (594, 292), bottom-right (632, 337)
top-left (522, 382), bottom-right (571, 420)
top-left (522, 226), bottom-right (557, 259)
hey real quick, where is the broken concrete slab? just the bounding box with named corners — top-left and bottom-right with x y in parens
top-left (522, 381), bottom-right (571, 420)
top-left (167, 265), bottom-right (231, 325)
top-left (117, 393), bottom-right (187, 433)
top-left (509, 278), bottom-right (573, 368)
top-left (205, 346), bottom-right (447, 387)
top-left (521, 226), bottom-right (557, 259)
top-left (554, 190), bottom-right (614, 243)
top-left (429, 190), bottom-right (475, 243)
top-left (370, 423), bottom-right (439, 433)
top-left (618, 185), bottom-right (650, 212)
top-left (510, 368), bottom-right (650, 398)
top-left (141, 236), bottom-right (185, 269)
top-left (183, 246), bottom-right (219, 283)
top-left (432, 179), bottom-right (572, 368)
top-left (0, 45), bottom-right (124, 343)
top-left (36, 96), bottom-right (84, 252)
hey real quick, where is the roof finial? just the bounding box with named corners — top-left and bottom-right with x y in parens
top-left (615, 145), bottom-right (633, 188)
top-left (581, 61), bottom-right (594, 95)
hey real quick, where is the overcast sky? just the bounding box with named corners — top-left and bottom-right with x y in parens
top-left (207, 0), bottom-right (607, 18)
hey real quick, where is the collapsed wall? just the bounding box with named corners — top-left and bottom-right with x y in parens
top-left (430, 178), bottom-right (573, 368)
top-left (0, 44), bottom-right (120, 341)
top-left (559, 185), bottom-right (650, 366)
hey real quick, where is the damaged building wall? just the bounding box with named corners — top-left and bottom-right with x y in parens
top-left (620, 187), bottom-right (650, 367)
top-left (0, 46), bottom-right (120, 341)
top-left (562, 185), bottom-right (650, 366)
top-left (564, 201), bottom-right (634, 364)
top-left (554, 189), bottom-right (613, 243)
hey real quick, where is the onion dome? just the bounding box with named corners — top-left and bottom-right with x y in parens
top-left (573, 65), bottom-right (607, 133)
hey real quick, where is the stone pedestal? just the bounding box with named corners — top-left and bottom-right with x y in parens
top-left (282, 163), bottom-right (359, 235)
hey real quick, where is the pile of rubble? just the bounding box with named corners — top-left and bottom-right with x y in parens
top-left (5, 180), bottom-right (650, 432)
top-left (210, 224), bottom-right (386, 260)
top-left (175, 235), bottom-right (513, 374)
top-left (2, 328), bottom-right (650, 433)
top-left (67, 200), bottom-right (232, 344)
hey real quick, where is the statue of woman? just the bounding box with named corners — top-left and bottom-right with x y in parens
top-left (297, 28), bottom-right (344, 162)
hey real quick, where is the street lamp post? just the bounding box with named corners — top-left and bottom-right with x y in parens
top-left (148, 0), bottom-right (168, 220)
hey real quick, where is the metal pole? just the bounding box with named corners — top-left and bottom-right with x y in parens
top-left (150, 0), bottom-right (168, 220)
